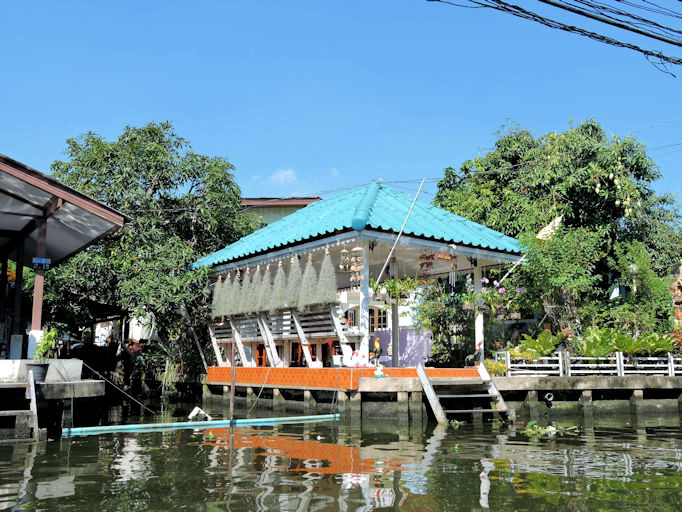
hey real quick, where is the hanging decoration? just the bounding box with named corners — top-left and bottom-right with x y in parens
top-left (349, 246), bottom-right (365, 291)
top-left (256, 265), bottom-right (272, 312)
top-left (211, 275), bottom-right (223, 320)
top-left (269, 260), bottom-right (287, 313)
top-left (298, 253), bottom-right (319, 311)
top-left (220, 273), bottom-right (234, 318)
top-left (286, 256), bottom-right (302, 309)
top-left (231, 270), bottom-right (242, 316)
top-left (317, 248), bottom-right (339, 304)
top-left (246, 266), bottom-right (262, 314)
top-left (338, 248), bottom-right (351, 272)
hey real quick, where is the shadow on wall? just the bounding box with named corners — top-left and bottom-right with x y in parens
top-left (374, 328), bottom-right (433, 367)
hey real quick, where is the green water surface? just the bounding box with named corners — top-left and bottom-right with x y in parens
top-left (1, 406), bottom-right (681, 511)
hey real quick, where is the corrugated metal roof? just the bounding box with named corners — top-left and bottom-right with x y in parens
top-left (192, 182), bottom-right (520, 269)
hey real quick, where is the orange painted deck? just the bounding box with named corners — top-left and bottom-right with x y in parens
top-left (206, 366), bottom-right (479, 391)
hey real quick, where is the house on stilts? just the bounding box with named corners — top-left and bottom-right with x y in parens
top-left (193, 181), bottom-right (522, 420)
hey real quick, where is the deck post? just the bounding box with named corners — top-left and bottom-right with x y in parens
top-left (473, 263), bottom-right (484, 361)
top-left (409, 391), bottom-right (424, 424)
top-left (397, 391), bottom-right (409, 422)
top-left (0, 254), bottom-right (7, 316)
top-left (525, 390), bottom-right (538, 419)
top-left (11, 235), bottom-right (24, 335)
top-left (630, 389), bottom-right (644, 419)
top-left (349, 391), bottom-right (362, 418)
top-left (273, 388), bottom-right (286, 411)
top-left (303, 389), bottom-right (317, 413)
top-left (579, 389), bottom-right (593, 420)
top-left (358, 240), bottom-right (370, 361)
top-left (246, 386), bottom-right (256, 407)
top-left (337, 390), bottom-right (350, 418)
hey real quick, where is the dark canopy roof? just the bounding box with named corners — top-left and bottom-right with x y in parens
top-left (0, 153), bottom-right (126, 265)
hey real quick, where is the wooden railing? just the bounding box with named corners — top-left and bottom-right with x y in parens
top-left (498, 351), bottom-right (682, 377)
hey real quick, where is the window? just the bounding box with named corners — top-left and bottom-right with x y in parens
top-left (369, 308), bottom-right (388, 331)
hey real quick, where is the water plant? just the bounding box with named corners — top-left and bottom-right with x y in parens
top-left (521, 420), bottom-right (579, 438)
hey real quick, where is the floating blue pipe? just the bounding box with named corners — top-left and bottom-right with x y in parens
top-left (63, 413), bottom-right (340, 438)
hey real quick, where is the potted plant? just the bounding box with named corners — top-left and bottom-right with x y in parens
top-left (27, 328), bottom-right (57, 382)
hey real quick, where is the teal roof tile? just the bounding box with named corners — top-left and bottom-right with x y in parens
top-left (192, 182), bottom-right (520, 269)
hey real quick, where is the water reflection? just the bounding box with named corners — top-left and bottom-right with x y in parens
top-left (1, 412), bottom-right (681, 511)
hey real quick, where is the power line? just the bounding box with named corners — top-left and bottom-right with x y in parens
top-left (427, 0), bottom-right (682, 73)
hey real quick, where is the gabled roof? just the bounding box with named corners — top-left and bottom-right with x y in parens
top-left (193, 181), bottom-right (521, 269)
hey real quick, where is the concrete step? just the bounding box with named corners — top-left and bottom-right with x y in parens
top-left (0, 382), bottom-right (29, 389)
top-left (0, 410), bottom-right (34, 417)
top-left (438, 393), bottom-right (495, 399)
top-left (430, 378), bottom-right (484, 386)
top-left (445, 408), bottom-right (506, 414)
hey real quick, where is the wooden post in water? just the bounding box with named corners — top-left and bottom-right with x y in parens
top-left (230, 341), bottom-right (235, 422)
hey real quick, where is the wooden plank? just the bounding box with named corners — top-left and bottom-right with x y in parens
top-left (230, 318), bottom-right (254, 367)
top-left (207, 322), bottom-right (227, 367)
top-left (291, 310), bottom-right (317, 367)
top-left (417, 364), bottom-right (448, 425)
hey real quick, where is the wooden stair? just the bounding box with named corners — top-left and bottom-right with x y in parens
top-left (0, 370), bottom-right (40, 444)
top-left (417, 363), bottom-right (512, 424)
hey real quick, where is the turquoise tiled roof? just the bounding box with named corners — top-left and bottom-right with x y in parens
top-left (192, 182), bottom-right (521, 269)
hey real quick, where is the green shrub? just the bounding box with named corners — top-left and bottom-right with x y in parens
top-left (638, 333), bottom-right (675, 355)
top-left (516, 329), bottom-right (561, 359)
top-left (571, 327), bottom-right (615, 358)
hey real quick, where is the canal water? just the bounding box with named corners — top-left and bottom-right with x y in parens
top-left (1, 403), bottom-right (681, 511)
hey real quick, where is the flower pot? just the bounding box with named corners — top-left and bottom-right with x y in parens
top-left (462, 302), bottom-right (474, 311)
top-left (510, 312), bottom-right (521, 320)
top-left (26, 362), bottom-right (49, 383)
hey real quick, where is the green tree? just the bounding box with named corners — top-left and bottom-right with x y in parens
top-left (43, 121), bottom-right (255, 370)
top-left (434, 119), bottom-right (680, 334)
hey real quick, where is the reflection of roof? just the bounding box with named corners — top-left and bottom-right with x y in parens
top-left (193, 181), bottom-right (520, 269)
top-left (0, 153), bottom-right (126, 265)
top-left (242, 197), bottom-right (321, 207)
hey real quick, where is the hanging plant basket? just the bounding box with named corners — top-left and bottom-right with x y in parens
top-left (510, 312), bottom-right (522, 320)
top-left (462, 302), bottom-right (474, 311)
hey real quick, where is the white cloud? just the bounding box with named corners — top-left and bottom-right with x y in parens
top-left (269, 168), bottom-right (297, 185)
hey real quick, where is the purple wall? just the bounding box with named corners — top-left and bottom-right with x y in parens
top-left (373, 328), bottom-right (433, 367)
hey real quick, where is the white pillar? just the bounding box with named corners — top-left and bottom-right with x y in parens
top-left (358, 240), bottom-right (371, 362)
top-left (474, 263), bottom-right (484, 361)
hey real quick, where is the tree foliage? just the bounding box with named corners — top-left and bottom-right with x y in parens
top-left (435, 119), bottom-right (681, 335)
top-left (44, 121), bottom-right (255, 360)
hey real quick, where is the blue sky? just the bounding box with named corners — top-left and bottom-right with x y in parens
top-left (1, 1), bottom-right (681, 204)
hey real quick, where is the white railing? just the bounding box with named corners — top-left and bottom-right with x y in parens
top-left (498, 351), bottom-right (681, 377)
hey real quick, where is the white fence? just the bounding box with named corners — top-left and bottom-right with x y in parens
top-left (498, 351), bottom-right (682, 377)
